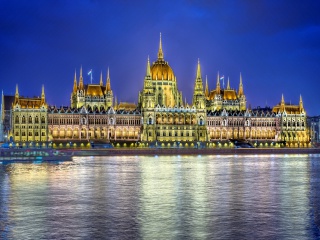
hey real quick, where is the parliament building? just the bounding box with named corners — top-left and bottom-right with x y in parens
top-left (0, 35), bottom-right (310, 148)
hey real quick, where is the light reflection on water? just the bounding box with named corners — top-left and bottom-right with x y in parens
top-left (0, 154), bottom-right (320, 239)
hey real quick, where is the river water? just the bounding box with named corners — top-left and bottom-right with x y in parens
top-left (1, 154), bottom-right (320, 239)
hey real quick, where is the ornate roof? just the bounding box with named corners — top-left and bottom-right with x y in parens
top-left (86, 84), bottom-right (106, 96)
top-left (151, 60), bottom-right (175, 81)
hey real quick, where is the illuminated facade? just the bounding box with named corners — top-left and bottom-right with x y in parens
top-left (11, 85), bottom-right (48, 146)
top-left (272, 95), bottom-right (309, 147)
top-left (71, 67), bottom-right (113, 109)
top-left (0, 35), bottom-right (310, 147)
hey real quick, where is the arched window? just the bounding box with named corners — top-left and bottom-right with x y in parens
top-left (28, 116), bottom-right (32, 124)
top-left (158, 94), bottom-right (162, 106)
top-left (22, 116), bottom-right (26, 124)
top-left (35, 116), bottom-right (39, 124)
top-left (15, 116), bottom-right (19, 124)
top-left (148, 117), bottom-right (152, 124)
top-left (41, 116), bottom-right (45, 124)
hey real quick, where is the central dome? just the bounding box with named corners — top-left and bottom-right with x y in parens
top-left (151, 60), bottom-right (175, 81)
top-left (150, 33), bottom-right (175, 81)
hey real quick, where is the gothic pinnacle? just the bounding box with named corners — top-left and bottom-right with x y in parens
top-left (158, 32), bottom-right (164, 60)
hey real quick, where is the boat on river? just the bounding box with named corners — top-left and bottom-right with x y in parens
top-left (0, 148), bottom-right (73, 163)
top-left (229, 139), bottom-right (255, 148)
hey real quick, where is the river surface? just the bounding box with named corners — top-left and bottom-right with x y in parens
top-left (1, 154), bottom-right (320, 239)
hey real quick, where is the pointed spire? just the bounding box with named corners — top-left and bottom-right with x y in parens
top-left (158, 32), bottom-right (164, 60)
top-left (281, 94), bottom-right (285, 105)
top-left (280, 94), bottom-right (285, 112)
top-left (299, 94), bottom-right (304, 111)
top-left (227, 77), bottom-right (230, 90)
top-left (216, 72), bottom-right (220, 94)
top-left (114, 96), bottom-right (118, 109)
top-left (146, 56), bottom-right (151, 77)
top-left (106, 67), bottom-right (111, 92)
top-left (41, 84), bottom-right (45, 100)
top-left (100, 71), bottom-right (103, 86)
top-left (238, 72), bottom-right (244, 96)
top-left (79, 65), bottom-right (84, 90)
top-left (196, 58), bottom-right (201, 79)
top-left (73, 69), bottom-right (77, 93)
top-left (205, 75), bottom-right (209, 97)
top-left (15, 84), bottom-right (19, 98)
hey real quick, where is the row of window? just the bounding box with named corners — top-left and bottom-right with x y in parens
top-left (15, 132), bottom-right (46, 137)
top-left (156, 131), bottom-right (196, 137)
top-left (15, 125), bottom-right (46, 129)
top-left (283, 122), bottom-right (305, 127)
top-left (49, 118), bottom-right (140, 125)
top-left (15, 115), bottom-right (46, 124)
top-left (207, 120), bottom-right (278, 127)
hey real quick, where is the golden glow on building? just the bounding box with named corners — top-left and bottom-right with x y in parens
top-left (1, 34), bottom-right (310, 148)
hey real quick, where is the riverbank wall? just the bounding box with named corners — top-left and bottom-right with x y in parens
top-left (68, 148), bottom-right (320, 157)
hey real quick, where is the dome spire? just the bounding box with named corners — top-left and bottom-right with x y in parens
top-left (158, 32), bottom-right (164, 60)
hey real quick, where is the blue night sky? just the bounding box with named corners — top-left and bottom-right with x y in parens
top-left (1, 0), bottom-right (320, 115)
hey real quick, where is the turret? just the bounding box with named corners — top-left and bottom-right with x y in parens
top-left (15, 84), bottom-right (19, 100)
top-left (205, 75), bottom-right (209, 98)
top-left (79, 66), bottom-right (84, 90)
top-left (73, 70), bottom-right (77, 93)
top-left (100, 71), bottom-right (103, 86)
top-left (280, 94), bottom-right (285, 112)
top-left (299, 94), bottom-right (304, 112)
top-left (216, 72), bottom-right (221, 94)
top-left (146, 56), bottom-right (151, 78)
top-left (238, 72), bottom-right (244, 96)
top-left (192, 59), bottom-right (205, 109)
top-left (105, 68), bottom-right (113, 108)
top-left (227, 77), bottom-right (230, 90)
top-left (41, 85), bottom-right (45, 103)
top-left (106, 67), bottom-right (111, 93)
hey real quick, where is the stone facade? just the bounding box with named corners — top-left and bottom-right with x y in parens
top-left (11, 85), bottom-right (48, 147)
top-left (0, 35), bottom-right (311, 148)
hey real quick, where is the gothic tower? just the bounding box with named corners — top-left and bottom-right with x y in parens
top-left (105, 68), bottom-right (113, 109)
top-left (192, 59), bottom-right (206, 110)
top-left (238, 73), bottom-right (246, 111)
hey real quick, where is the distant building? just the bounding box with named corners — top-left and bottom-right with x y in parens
top-left (308, 116), bottom-right (320, 144)
top-left (0, 92), bottom-right (15, 142)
